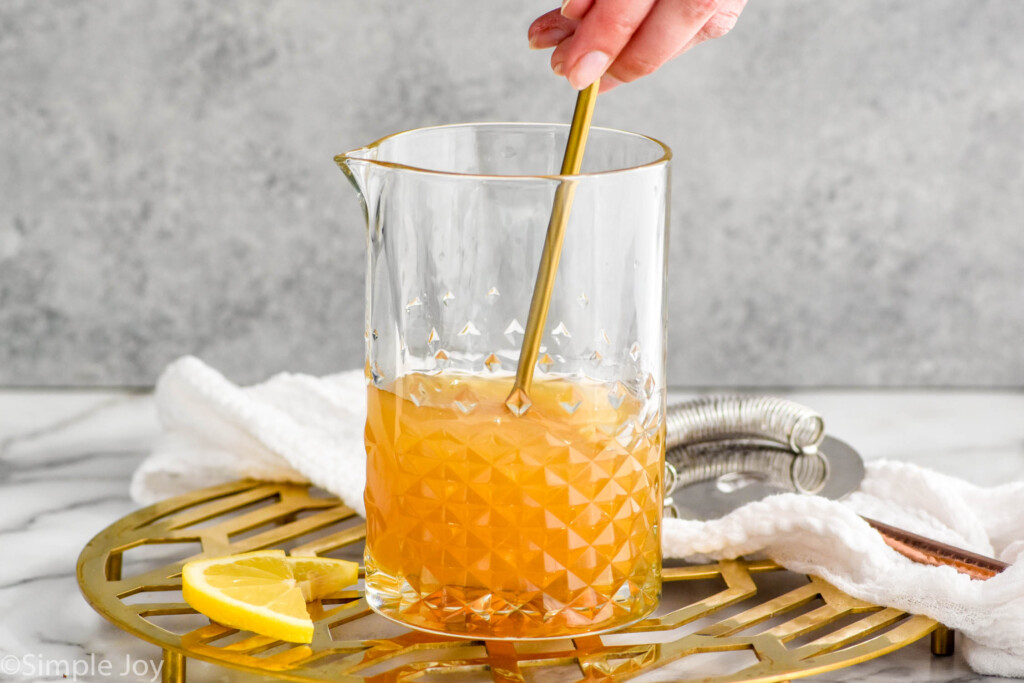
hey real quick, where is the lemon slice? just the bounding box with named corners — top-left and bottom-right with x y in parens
top-left (182, 550), bottom-right (359, 643)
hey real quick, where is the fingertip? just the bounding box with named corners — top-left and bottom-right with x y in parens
top-left (529, 10), bottom-right (578, 49)
top-left (529, 26), bottom-right (571, 50)
top-left (567, 50), bottom-right (610, 91)
top-left (598, 74), bottom-right (623, 93)
top-left (549, 35), bottom-right (572, 75)
top-left (529, 8), bottom-right (575, 35)
top-left (560, 0), bottom-right (591, 21)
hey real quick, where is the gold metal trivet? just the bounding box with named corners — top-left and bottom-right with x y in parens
top-left (78, 480), bottom-right (940, 683)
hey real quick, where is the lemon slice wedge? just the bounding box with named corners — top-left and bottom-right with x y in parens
top-left (182, 550), bottom-right (359, 643)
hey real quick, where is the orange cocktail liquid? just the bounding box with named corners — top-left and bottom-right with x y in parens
top-left (363, 372), bottom-right (663, 639)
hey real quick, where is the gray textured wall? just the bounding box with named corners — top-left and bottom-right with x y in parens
top-left (1, 0), bottom-right (1022, 388)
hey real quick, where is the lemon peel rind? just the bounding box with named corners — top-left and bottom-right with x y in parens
top-left (181, 550), bottom-right (358, 645)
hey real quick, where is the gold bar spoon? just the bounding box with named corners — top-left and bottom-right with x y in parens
top-left (506, 82), bottom-right (600, 415)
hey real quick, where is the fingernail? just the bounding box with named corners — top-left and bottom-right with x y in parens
top-left (528, 27), bottom-right (570, 49)
top-left (568, 51), bottom-right (610, 90)
top-left (553, 61), bottom-right (565, 76)
top-left (561, 0), bottom-right (572, 16)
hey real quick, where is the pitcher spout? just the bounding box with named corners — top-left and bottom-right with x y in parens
top-left (336, 145), bottom-right (388, 231)
top-left (335, 145), bottom-right (375, 200)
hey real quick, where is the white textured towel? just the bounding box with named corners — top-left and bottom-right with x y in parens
top-left (132, 356), bottom-right (1024, 677)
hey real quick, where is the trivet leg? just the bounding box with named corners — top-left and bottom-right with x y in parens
top-left (162, 650), bottom-right (186, 683)
top-left (931, 625), bottom-right (955, 657)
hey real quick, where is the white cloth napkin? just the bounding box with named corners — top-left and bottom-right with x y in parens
top-left (132, 356), bottom-right (1024, 678)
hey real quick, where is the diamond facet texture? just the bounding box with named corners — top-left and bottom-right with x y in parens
top-left (459, 321), bottom-right (481, 336)
top-left (363, 373), bottom-right (662, 639)
top-left (551, 321), bottom-right (572, 345)
top-left (484, 353), bottom-right (502, 373)
top-left (504, 319), bottom-right (525, 345)
top-left (504, 387), bottom-right (532, 417)
top-left (537, 353), bottom-right (555, 373)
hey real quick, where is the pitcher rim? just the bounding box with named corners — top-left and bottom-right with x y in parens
top-left (334, 121), bottom-right (671, 181)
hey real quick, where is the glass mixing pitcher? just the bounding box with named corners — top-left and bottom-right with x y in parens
top-left (337, 123), bottom-right (671, 639)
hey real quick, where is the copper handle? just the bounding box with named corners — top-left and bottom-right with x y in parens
top-left (862, 516), bottom-right (1009, 581)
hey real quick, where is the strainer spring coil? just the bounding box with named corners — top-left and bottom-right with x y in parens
top-left (665, 395), bottom-right (825, 454)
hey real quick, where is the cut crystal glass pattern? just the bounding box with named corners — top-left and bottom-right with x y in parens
top-left (364, 376), bottom-right (662, 638)
top-left (504, 319), bottom-right (525, 345)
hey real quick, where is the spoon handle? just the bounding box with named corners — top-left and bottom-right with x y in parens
top-left (862, 516), bottom-right (1009, 580)
top-left (509, 82), bottom-right (599, 410)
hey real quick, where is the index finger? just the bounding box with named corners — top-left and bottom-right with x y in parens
top-left (559, 0), bottom-right (658, 90)
top-left (608, 0), bottom-right (723, 84)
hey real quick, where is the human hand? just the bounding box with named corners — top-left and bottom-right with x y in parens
top-left (528, 0), bottom-right (748, 92)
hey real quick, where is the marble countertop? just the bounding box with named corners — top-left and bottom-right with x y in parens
top-left (0, 388), bottom-right (1021, 682)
